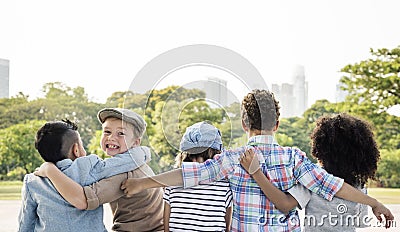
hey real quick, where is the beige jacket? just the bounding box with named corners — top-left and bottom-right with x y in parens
top-left (84, 164), bottom-right (164, 232)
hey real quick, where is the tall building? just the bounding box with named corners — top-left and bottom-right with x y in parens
top-left (203, 77), bottom-right (228, 107)
top-left (292, 65), bottom-right (308, 114)
top-left (335, 82), bottom-right (348, 102)
top-left (177, 77), bottom-right (234, 107)
top-left (271, 65), bottom-right (308, 118)
top-left (0, 58), bottom-right (10, 98)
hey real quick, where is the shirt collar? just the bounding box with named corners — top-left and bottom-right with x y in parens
top-left (56, 158), bottom-right (73, 171)
top-left (247, 135), bottom-right (278, 146)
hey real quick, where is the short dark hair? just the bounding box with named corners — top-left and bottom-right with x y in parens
top-left (241, 89), bottom-right (280, 131)
top-left (35, 119), bottom-right (80, 163)
top-left (310, 113), bottom-right (380, 187)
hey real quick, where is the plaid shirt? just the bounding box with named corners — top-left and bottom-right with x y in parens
top-left (182, 135), bottom-right (344, 232)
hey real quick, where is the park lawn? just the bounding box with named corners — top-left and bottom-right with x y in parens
top-left (367, 187), bottom-right (400, 204)
top-left (0, 181), bottom-right (399, 203)
top-left (0, 181), bottom-right (23, 200)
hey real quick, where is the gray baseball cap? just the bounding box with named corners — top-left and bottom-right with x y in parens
top-left (97, 108), bottom-right (147, 138)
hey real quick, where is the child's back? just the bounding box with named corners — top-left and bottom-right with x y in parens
top-left (163, 121), bottom-right (233, 232)
top-left (292, 113), bottom-right (380, 231)
top-left (18, 120), bottom-right (149, 232)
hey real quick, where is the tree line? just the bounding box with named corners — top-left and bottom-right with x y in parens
top-left (0, 46), bottom-right (399, 187)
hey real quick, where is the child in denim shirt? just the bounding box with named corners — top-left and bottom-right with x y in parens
top-left (18, 118), bottom-right (150, 232)
top-left (34, 108), bottom-right (164, 231)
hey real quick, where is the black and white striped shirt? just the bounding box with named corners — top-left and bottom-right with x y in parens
top-left (163, 180), bottom-right (233, 232)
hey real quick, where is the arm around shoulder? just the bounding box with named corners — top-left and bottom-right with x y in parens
top-left (121, 168), bottom-right (184, 197)
top-left (34, 162), bottom-right (87, 210)
top-left (335, 182), bottom-right (394, 228)
top-left (251, 169), bottom-right (298, 214)
top-left (240, 149), bottom-right (298, 214)
top-left (85, 172), bottom-right (128, 210)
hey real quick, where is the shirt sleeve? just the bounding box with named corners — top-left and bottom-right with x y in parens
top-left (225, 188), bottom-right (233, 208)
top-left (18, 175), bottom-right (38, 232)
top-left (81, 146), bottom-right (151, 181)
top-left (181, 151), bottom-right (239, 188)
top-left (163, 187), bottom-right (171, 205)
top-left (293, 148), bottom-right (344, 201)
top-left (287, 184), bottom-right (311, 210)
top-left (84, 172), bottom-right (128, 210)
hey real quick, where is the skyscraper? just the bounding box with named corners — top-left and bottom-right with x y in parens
top-left (335, 82), bottom-right (348, 102)
top-left (0, 58), bottom-right (10, 98)
top-left (204, 77), bottom-right (228, 107)
top-left (271, 65), bottom-right (308, 118)
top-left (292, 65), bottom-right (308, 115)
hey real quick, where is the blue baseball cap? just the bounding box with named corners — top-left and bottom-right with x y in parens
top-left (180, 121), bottom-right (223, 153)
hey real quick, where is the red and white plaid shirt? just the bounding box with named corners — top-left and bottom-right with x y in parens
top-left (182, 135), bottom-right (344, 232)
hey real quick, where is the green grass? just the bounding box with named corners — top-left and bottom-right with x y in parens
top-left (368, 187), bottom-right (400, 204)
top-left (0, 181), bottom-right (23, 200)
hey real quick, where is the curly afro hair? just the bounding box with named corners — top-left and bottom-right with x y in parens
top-left (310, 113), bottom-right (380, 187)
top-left (241, 89), bottom-right (280, 131)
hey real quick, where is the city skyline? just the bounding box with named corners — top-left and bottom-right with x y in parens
top-left (1, 1), bottom-right (399, 112)
top-left (272, 65), bottom-right (308, 118)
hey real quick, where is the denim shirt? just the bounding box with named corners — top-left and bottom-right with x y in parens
top-left (18, 146), bottom-right (151, 232)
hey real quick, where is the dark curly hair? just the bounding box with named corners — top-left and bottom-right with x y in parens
top-left (310, 113), bottom-right (380, 187)
top-left (241, 89), bottom-right (280, 131)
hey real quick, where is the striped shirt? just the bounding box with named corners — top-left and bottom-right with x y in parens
top-left (181, 135), bottom-right (344, 232)
top-left (163, 180), bottom-right (233, 232)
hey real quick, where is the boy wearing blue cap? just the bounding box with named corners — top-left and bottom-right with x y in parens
top-left (164, 121), bottom-right (233, 232)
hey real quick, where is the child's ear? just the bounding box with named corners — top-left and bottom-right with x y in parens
top-left (207, 149), bottom-right (214, 159)
top-left (71, 143), bottom-right (82, 158)
top-left (133, 138), bottom-right (141, 147)
top-left (241, 119), bottom-right (249, 132)
top-left (273, 120), bottom-right (280, 132)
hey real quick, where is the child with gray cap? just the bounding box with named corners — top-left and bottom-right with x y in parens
top-left (35, 108), bottom-right (164, 231)
top-left (164, 121), bottom-right (233, 232)
top-left (19, 118), bottom-right (150, 232)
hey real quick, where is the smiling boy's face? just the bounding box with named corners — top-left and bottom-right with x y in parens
top-left (100, 117), bottom-right (140, 157)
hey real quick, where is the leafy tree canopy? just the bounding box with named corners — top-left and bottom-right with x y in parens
top-left (341, 46), bottom-right (400, 112)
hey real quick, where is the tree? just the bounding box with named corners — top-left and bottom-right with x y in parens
top-left (340, 46), bottom-right (400, 150)
top-left (277, 117), bottom-right (314, 161)
top-left (0, 120), bottom-right (45, 179)
top-left (144, 86), bottom-right (205, 113)
top-left (302, 100), bottom-right (337, 125)
top-left (376, 149), bottom-right (400, 187)
top-left (147, 97), bottom-right (229, 171)
top-left (218, 102), bottom-right (245, 149)
top-left (87, 130), bottom-right (107, 159)
top-left (341, 46), bottom-right (400, 112)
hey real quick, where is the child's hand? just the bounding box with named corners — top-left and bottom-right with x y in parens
top-left (371, 201), bottom-right (395, 228)
top-left (121, 178), bottom-right (145, 197)
top-left (34, 162), bottom-right (56, 177)
top-left (239, 149), bottom-right (260, 175)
